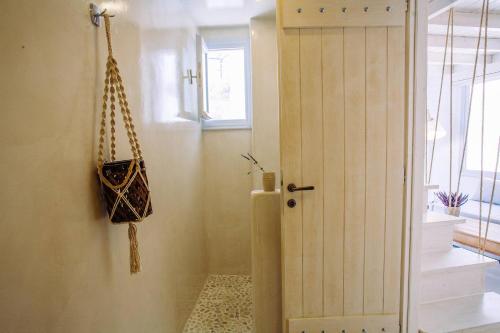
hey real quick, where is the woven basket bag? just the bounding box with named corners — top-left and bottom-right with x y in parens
top-left (97, 15), bottom-right (152, 274)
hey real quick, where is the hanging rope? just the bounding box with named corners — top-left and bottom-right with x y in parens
top-left (97, 15), bottom-right (141, 170)
top-left (427, 10), bottom-right (452, 184)
top-left (478, 0), bottom-right (490, 253)
top-left (425, 109), bottom-right (428, 184)
top-left (449, 8), bottom-right (454, 208)
top-left (481, 138), bottom-right (500, 254)
top-left (454, 0), bottom-right (487, 195)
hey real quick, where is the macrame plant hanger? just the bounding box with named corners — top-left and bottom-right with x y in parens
top-left (97, 12), bottom-right (153, 274)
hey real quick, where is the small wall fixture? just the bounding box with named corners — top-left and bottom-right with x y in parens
top-left (89, 3), bottom-right (101, 26)
top-left (89, 3), bottom-right (115, 27)
top-left (183, 69), bottom-right (198, 85)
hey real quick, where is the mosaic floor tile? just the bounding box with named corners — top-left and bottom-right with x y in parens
top-left (183, 274), bottom-right (253, 333)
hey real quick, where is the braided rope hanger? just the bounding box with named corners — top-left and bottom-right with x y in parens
top-left (97, 14), bottom-right (143, 170)
top-left (97, 14), bottom-right (151, 273)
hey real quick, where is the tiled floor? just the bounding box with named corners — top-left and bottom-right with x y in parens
top-left (183, 274), bottom-right (253, 333)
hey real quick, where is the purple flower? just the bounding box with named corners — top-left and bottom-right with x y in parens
top-left (435, 191), bottom-right (469, 207)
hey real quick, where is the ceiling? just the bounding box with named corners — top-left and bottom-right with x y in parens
top-left (183, 0), bottom-right (276, 26)
top-left (98, 0), bottom-right (275, 30)
top-left (453, 0), bottom-right (500, 13)
top-left (428, 0), bottom-right (500, 66)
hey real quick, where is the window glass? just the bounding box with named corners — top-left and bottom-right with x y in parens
top-left (206, 48), bottom-right (247, 121)
top-left (466, 80), bottom-right (500, 173)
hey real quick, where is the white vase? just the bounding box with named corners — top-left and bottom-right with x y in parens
top-left (446, 206), bottom-right (461, 217)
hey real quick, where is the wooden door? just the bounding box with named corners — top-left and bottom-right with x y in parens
top-left (278, 1), bottom-right (407, 332)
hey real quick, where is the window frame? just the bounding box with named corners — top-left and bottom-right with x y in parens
top-left (201, 39), bottom-right (252, 130)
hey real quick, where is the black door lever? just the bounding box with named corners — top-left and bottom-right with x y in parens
top-left (287, 183), bottom-right (315, 192)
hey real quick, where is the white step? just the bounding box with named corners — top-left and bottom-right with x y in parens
top-left (423, 212), bottom-right (466, 253)
top-left (420, 248), bottom-right (497, 303)
top-left (419, 292), bottom-right (500, 333)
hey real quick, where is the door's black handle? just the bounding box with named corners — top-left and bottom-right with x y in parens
top-left (287, 183), bottom-right (315, 192)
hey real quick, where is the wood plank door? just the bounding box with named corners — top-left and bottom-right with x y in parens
top-left (278, 1), bottom-right (407, 332)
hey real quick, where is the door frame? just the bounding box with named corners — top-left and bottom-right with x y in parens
top-left (401, 0), bottom-right (427, 332)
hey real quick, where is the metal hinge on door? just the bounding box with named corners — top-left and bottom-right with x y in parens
top-left (405, 0), bottom-right (409, 12)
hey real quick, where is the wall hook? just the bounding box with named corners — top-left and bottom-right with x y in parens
top-left (341, 7), bottom-right (347, 13)
top-left (364, 6), bottom-right (369, 12)
top-left (89, 3), bottom-right (101, 27)
top-left (319, 7), bottom-right (326, 13)
top-left (89, 3), bottom-right (115, 27)
top-left (297, 8), bottom-right (302, 13)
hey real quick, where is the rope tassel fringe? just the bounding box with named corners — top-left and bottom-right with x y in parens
top-left (128, 223), bottom-right (141, 274)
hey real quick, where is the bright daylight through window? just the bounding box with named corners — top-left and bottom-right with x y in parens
top-left (204, 47), bottom-right (249, 128)
top-left (466, 80), bottom-right (500, 173)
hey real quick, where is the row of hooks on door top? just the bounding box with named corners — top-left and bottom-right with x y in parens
top-left (300, 328), bottom-right (387, 333)
top-left (295, 6), bottom-right (394, 14)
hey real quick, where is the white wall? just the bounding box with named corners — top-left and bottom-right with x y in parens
top-left (0, 1), bottom-right (207, 332)
top-left (199, 20), bottom-right (279, 275)
top-left (251, 16), bottom-right (280, 190)
top-left (203, 130), bottom-right (253, 274)
top-left (199, 26), bottom-right (253, 275)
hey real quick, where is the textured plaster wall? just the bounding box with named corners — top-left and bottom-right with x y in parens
top-left (0, 1), bottom-right (207, 332)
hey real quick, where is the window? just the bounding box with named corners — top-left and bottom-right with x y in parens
top-left (201, 34), bottom-right (251, 129)
top-left (465, 79), bottom-right (500, 175)
top-left (207, 49), bottom-right (246, 121)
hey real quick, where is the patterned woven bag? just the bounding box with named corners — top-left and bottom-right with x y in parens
top-left (96, 14), bottom-right (152, 274)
